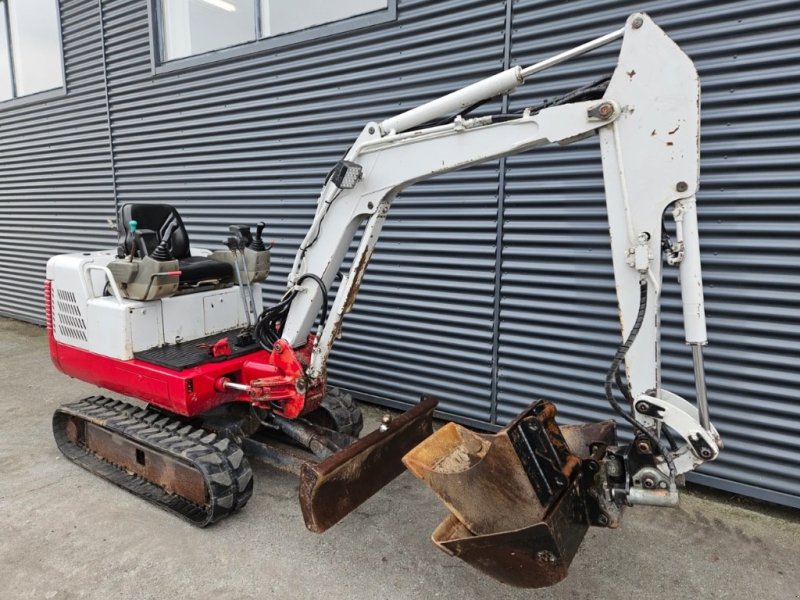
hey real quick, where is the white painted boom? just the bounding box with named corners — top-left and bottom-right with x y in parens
top-left (277, 13), bottom-right (719, 477)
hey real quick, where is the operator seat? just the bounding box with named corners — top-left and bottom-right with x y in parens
top-left (117, 203), bottom-right (234, 286)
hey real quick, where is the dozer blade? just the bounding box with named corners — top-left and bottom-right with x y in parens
top-left (299, 396), bottom-right (437, 533)
top-left (403, 400), bottom-right (616, 588)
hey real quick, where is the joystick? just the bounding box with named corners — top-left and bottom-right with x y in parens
top-left (150, 221), bottom-right (177, 261)
top-left (249, 221), bottom-right (267, 251)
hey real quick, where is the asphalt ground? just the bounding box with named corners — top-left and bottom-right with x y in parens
top-left (1, 316), bottom-right (799, 599)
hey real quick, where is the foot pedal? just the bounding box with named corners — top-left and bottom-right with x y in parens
top-left (403, 400), bottom-right (616, 588)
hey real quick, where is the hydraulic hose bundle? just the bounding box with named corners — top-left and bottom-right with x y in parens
top-left (253, 273), bottom-right (328, 351)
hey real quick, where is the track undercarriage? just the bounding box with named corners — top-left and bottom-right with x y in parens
top-left (54, 396), bottom-right (253, 526)
top-left (53, 390), bottom-right (437, 531)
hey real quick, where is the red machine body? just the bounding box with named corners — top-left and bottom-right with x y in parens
top-left (45, 280), bottom-right (323, 418)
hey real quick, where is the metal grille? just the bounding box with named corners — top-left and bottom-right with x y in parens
top-left (54, 288), bottom-right (87, 341)
top-left (0, 0), bottom-right (798, 508)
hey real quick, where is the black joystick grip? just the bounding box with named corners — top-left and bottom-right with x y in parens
top-left (150, 222), bottom-right (177, 261)
top-left (150, 240), bottom-right (174, 261)
top-left (250, 221), bottom-right (267, 251)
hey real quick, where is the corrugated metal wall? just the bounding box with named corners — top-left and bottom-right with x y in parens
top-left (100, 0), bottom-right (506, 423)
top-left (0, 0), bottom-right (798, 508)
top-left (0, 0), bottom-right (116, 321)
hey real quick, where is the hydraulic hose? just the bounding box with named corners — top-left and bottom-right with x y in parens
top-left (604, 279), bottom-right (676, 475)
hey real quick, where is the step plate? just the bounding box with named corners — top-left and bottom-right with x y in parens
top-left (134, 329), bottom-right (259, 370)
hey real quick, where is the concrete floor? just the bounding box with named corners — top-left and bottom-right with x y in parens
top-left (1, 317), bottom-right (799, 600)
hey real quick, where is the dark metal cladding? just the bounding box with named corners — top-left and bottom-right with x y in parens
top-left (500, 0), bottom-right (800, 510)
top-left (298, 396), bottom-right (437, 533)
top-left (3, 0), bottom-right (799, 509)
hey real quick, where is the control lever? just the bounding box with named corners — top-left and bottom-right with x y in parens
top-left (228, 226), bottom-right (260, 324)
top-left (132, 231), bottom-right (144, 261)
top-left (226, 236), bottom-right (253, 329)
top-left (127, 220), bottom-right (139, 259)
top-left (127, 219), bottom-right (159, 261)
top-left (238, 238), bottom-right (258, 318)
top-left (229, 225), bottom-right (253, 247)
top-left (250, 221), bottom-right (267, 252)
top-left (150, 221), bottom-right (178, 261)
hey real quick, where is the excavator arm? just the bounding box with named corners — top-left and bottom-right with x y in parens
top-left (244, 13), bottom-right (721, 586)
top-left (255, 12), bottom-right (719, 474)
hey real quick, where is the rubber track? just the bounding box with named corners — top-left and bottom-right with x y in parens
top-left (319, 388), bottom-right (363, 437)
top-left (53, 396), bottom-right (253, 527)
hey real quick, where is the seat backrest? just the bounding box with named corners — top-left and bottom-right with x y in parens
top-left (117, 203), bottom-right (191, 259)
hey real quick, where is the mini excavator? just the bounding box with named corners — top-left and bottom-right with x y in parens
top-left (46, 14), bottom-right (721, 588)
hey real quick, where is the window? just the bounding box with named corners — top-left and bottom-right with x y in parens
top-left (157, 0), bottom-right (391, 63)
top-left (0, 0), bottom-right (64, 102)
top-left (161, 0), bottom-right (257, 62)
top-left (260, 0), bottom-right (387, 38)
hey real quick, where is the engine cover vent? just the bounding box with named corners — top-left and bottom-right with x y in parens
top-left (55, 288), bottom-right (87, 342)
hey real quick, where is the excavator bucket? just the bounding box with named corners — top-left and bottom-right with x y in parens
top-left (403, 400), bottom-right (616, 588)
top-left (298, 396), bottom-right (437, 532)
